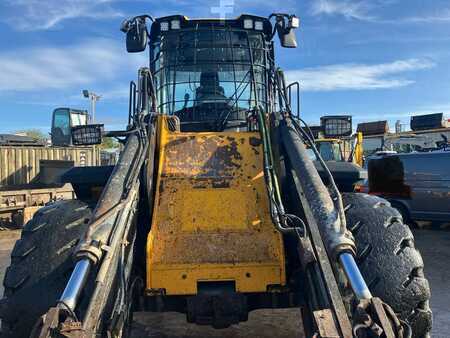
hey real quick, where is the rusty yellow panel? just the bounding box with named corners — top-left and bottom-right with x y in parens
top-left (149, 264), bottom-right (283, 295)
top-left (147, 116), bottom-right (285, 295)
top-left (181, 189), bottom-right (249, 231)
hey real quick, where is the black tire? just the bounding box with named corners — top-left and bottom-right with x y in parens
top-left (343, 193), bottom-right (432, 338)
top-left (0, 200), bottom-right (92, 338)
top-left (389, 200), bottom-right (417, 228)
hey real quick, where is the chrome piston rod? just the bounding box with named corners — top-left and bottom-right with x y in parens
top-left (339, 252), bottom-right (372, 300)
top-left (58, 259), bottom-right (91, 311)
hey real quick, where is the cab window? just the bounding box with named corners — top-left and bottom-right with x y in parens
top-left (52, 109), bottom-right (72, 146)
top-left (71, 113), bottom-right (88, 127)
top-left (53, 109), bottom-right (70, 137)
top-left (316, 142), bottom-right (343, 161)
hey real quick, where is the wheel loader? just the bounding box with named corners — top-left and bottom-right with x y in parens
top-left (0, 13), bottom-right (431, 338)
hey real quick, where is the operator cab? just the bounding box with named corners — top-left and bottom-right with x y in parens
top-left (147, 15), bottom-right (276, 132)
top-left (51, 108), bottom-right (89, 146)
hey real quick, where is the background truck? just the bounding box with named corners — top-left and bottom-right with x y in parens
top-left (0, 108), bottom-right (102, 227)
top-left (368, 151), bottom-right (450, 224)
top-left (305, 116), bottom-right (367, 192)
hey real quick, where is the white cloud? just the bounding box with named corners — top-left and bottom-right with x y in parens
top-left (310, 0), bottom-right (374, 20)
top-left (310, 0), bottom-right (450, 25)
top-left (0, 39), bottom-right (147, 92)
top-left (398, 11), bottom-right (450, 24)
top-left (2, 0), bottom-right (123, 31)
top-left (286, 59), bottom-right (435, 92)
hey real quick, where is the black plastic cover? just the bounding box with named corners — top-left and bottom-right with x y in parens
top-left (411, 113), bottom-right (445, 131)
top-left (71, 124), bottom-right (103, 146)
top-left (314, 161), bottom-right (367, 192)
top-left (321, 116), bottom-right (352, 137)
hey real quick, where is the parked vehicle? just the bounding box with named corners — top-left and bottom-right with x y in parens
top-left (308, 134), bottom-right (367, 192)
top-left (368, 151), bottom-right (450, 223)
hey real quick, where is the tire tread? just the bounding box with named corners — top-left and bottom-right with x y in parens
top-left (343, 193), bottom-right (432, 338)
top-left (0, 200), bottom-right (92, 338)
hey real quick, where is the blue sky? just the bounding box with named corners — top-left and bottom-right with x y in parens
top-left (0, 0), bottom-right (449, 133)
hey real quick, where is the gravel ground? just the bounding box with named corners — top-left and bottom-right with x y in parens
top-left (412, 228), bottom-right (450, 338)
top-left (0, 228), bottom-right (449, 337)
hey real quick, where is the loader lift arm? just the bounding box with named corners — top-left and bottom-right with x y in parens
top-left (33, 69), bottom-right (156, 337)
top-left (272, 73), bottom-right (407, 337)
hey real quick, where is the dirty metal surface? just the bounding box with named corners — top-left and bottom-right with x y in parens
top-left (0, 184), bottom-right (75, 227)
top-left (313, 309), bottom-right (340, 338)
top-left (146, 118), bottom-right (285, 295)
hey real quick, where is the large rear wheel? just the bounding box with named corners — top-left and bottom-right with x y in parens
top-left (343, 193), bottom-right (432, 338)
top-left (0, 200), bottom-right (92, 338)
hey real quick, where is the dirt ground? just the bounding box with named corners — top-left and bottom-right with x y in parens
top-left (1, 228), bottom-right (449, 337)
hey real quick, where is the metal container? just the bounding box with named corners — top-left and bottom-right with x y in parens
top-left (0, 146), bottom-right (100, 188)
top-left (411, 113), bottom-right (446, 131)
top-left (357, 121), bottom-right (389, 136)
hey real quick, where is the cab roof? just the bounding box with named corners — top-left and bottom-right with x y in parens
top-left (150, 14), bottom-right (273, 40)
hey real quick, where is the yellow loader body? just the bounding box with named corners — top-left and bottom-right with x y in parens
top-left (146, 118), bottom-right (286, 295)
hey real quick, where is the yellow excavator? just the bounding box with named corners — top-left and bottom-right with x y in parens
top-left (0, 13), bottom-right (431, 338)
top-left (309, 124), bottom-right (366, 192)
top-left (313, 129), bottom-right (364, 167)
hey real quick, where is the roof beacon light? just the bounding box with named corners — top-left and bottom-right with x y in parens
top-left (243, 18), bottom-right (253, 29)
top-left (254, 21), bottom-right (264, 31)
top-left (171, 19), bottom-right (180, 29)
top-left (160, 21), bottom-right (169, 31)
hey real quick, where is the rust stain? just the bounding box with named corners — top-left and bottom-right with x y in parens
top-left (249, 137), bottom-right (262, 147)
top-left (163, 134), bottom-right (243, 179)
top-left (212, 179), bottom-right (231, 189)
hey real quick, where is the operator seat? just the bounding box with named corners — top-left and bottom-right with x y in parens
top-left (195, 71), bottom-right (226, 102)
top-left (175, 71), bottom-right (245, 132)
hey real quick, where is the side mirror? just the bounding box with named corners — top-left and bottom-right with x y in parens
top-left (274, 15), bottom-right (299, 48)
top-left (122, 17), bottom-right (148, 53)
top-left (280, 29), bottom-right (298, 48)
top-left (72, 124), bottom-right (104, 146)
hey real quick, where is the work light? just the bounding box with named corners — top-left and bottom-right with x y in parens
top-left (243, 19), bottom-right (253, 29)
top-left (171, 20), bottom-right (180, 29)
top-left (255, 21), bottom-right (264, 31)
top-left (160, 21), bottom-right (169, 31)
top-left (289, 16), bottom-right (299, 29)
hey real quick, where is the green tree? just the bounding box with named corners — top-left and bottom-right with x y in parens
top-left (15, 129), bottom-right (48, 142)
top-left (100, 137), bottom-right (120, 149)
